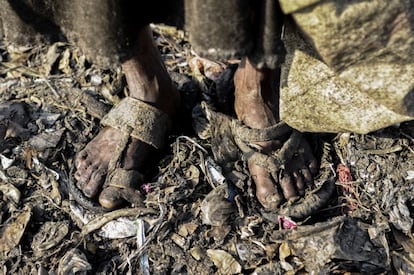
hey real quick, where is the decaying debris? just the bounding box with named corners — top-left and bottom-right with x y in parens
top-left (1, 24), bottom-right (414, 274)
top-left (76, 207), bottom-right (157, 237)
top-left (58, 248), bottom-right (92, 275)
top-left (271, 216), bottom-right (389, 273)
top-left (194, 101), bottom-right (337, 220)
top-left (0, 205), bottom-right (31, 256)
top-left (31, 221), bottom-right (69, 256)
top-left (201, 183), bottom-right (235, 226)
top-left (392, 228), bottom-right (414, 274)
top-left (0, 183), bottom-right (20, 204)
top-left (207, 249), bottom-right (242, 274)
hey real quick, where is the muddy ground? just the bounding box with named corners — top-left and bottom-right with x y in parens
top-left (1, 24), bottom-right (414, 274)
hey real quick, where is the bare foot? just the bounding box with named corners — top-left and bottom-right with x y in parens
top-left (74, 26), bottom-right (180, 209)
top-left (234, 58), bottom-right (318, 209)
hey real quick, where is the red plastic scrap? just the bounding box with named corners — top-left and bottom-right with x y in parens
top-left (336, 163), bottom-right (357, 213)
top-left (278, 215), bottom-right (297, 229)
top-left (337, 163), bottom-right (353, 183)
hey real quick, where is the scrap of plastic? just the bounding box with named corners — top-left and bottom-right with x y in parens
top-left (137, 219), bottom-right (150, 275)
top-left (206, 157), bottom-right (226, 187)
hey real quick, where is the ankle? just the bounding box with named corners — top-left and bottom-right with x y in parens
top-left (121, 57), bottom-right (180, 117)
top-left (234, 59), bottom-right (280, 125)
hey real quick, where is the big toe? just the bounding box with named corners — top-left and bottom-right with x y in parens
top-left (81, 167), bottom-right (106, 198)
top-left (99, 186), bottom-right (124, 210)
top-left (250, 164), bottom-right (283, 209)
top-left (258, 191), bottom-right (283, 210)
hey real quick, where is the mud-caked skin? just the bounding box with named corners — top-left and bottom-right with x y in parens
top-left (1, 0), bottom-right (321, 210)
top-left (74, 27), bottom-right (318, 210)
top-left (234, 57), bottom-right (318, 209)
top-left (74, 26), bottom-right (180, 209)
top-left (3, 0), bottom-right (413, 217)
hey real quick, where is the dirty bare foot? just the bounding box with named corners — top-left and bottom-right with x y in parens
top-left (74, 26), bottom-right (180, 209)
top-left (234, 58), bottom-right (318, 210)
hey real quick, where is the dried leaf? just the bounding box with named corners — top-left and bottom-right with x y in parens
top-left (0, 183), bottom-right (21, 204)
top-left (58, 248), bottom-right (92, 275)
top-left (207, 249), bottom-right (242, 274)
top-left (0, 154), bottom-right (14, 169)
top-left (41, 43), bottom-right (61, 75)
top-left (58, 48), bottom-right (72, 75)
top-left (50, 179), bottom-right (62, 205)
top-left (201, 184), bottom-right (234, 226)
top-left (171, 233), bottom-right (187, 250)
top-left (178, 222), bottom-right (198, 237)
top-left (29, 128), bottom-right (64, 151)
top-left (0, 206), bottom-right (31, 254)
top-left (279, 242), bottom-right (291, 261)
top-left (32, 221), bottom-right (69, 255)
top-left (236, 242), bottom-right (265, 266)
top-left (190, 246), bottom-right (204, 261)
top-left (389, 197), bottom-right (413, 235)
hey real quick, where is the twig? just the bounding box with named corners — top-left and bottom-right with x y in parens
top-left (80, 207), bottom-right (157, 236)
top-left (41, 77), bottom-right (60, 98)
top-left (362, 145), bottom-right (403, 155)
top-left (176, 135), bottom-right (208, 154)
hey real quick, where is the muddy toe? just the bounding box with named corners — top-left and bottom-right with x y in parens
top-left (99, 186), bottom-right (125, 209)
top-left (251, 164), bottom-right (283, 209)
top-left (293, 171), bottom-right (305, 196)
top-left (279, 139), bottom-right (318, 199)
top-left (259, 192), bottom-right (284, 210)
top-left (99, 185), bottom-right (144, 210)
top-left (280, 173), bottom-right (299, 201)
top-left (81, 167), bottom-right (107, 198)
top-left (98, 169), bottom-right (144, 209)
